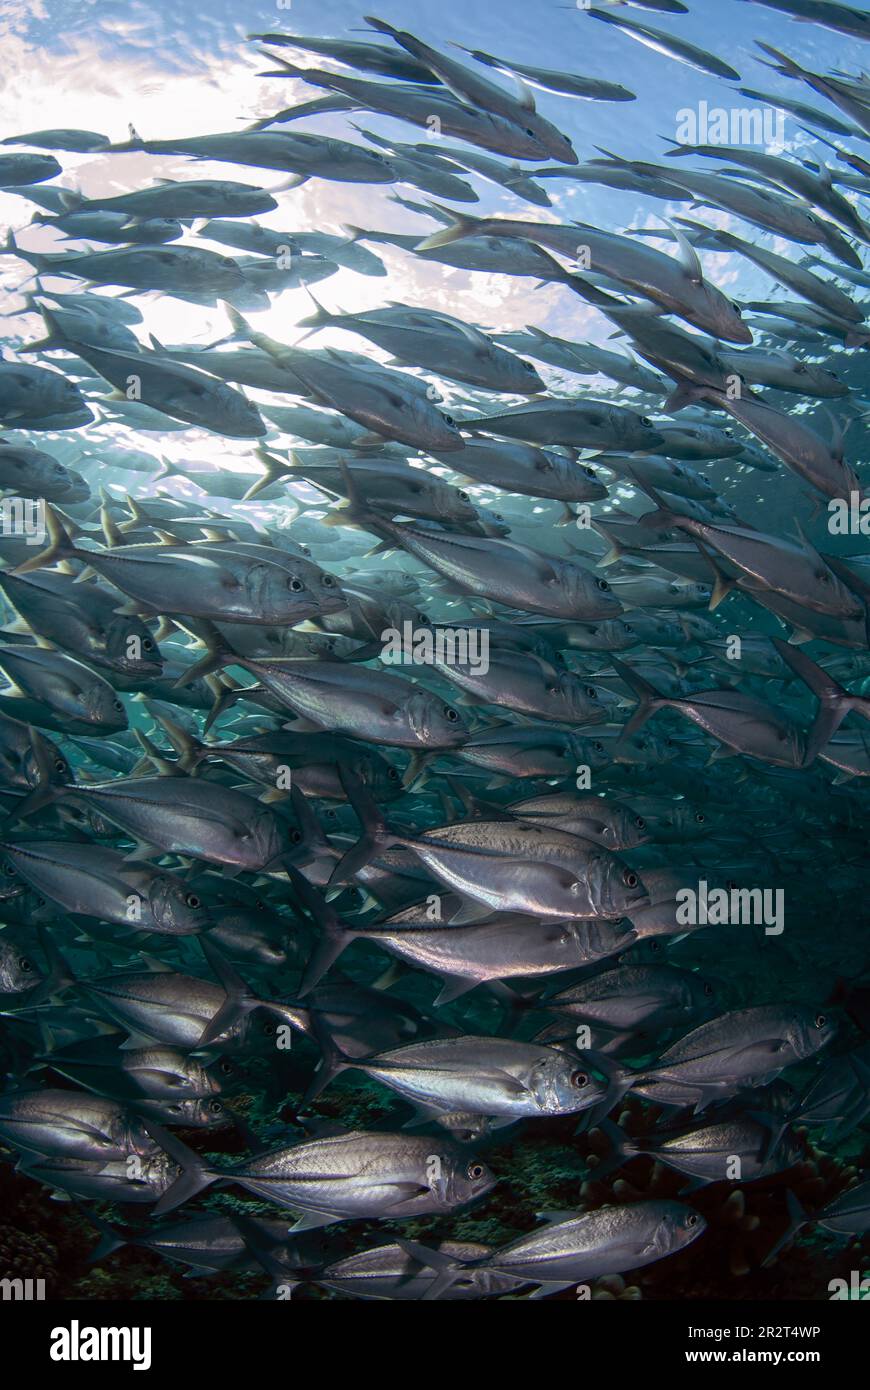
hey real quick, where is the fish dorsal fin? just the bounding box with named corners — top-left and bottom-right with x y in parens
top-left (513, 74), bottom-right (536, 112)
top-left (665, 218), bottom-right (703, 285)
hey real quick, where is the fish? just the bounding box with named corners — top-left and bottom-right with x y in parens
top-left (153, 1123), bottom-right (496, 1224)
top-left (587, 9), bottom-right (741, 80)
top-left (402, 1200), bottom-right (706, 1297)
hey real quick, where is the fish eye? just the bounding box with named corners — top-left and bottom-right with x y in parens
top-left (220, 1059), bottom-right (234, 1075)
top-left (388, 767), bottom-right (401, 781)
top-left (458, 490), bottom-right (469, 502)
top-left (695, 812), bottom-right (705, 823)
top-left (4, 863), bottom-right (16, 876)
top-left (113, 700), bottom-right (124, 712)
top-left (54, 758), bottom-right (67, 772)
top-left (730, 301), bottom-right (742, 315)
top-left (596, 579), bottom-right (610, 591)
top-left (209, 1099), bottom-right (223, 1114)
top-left (593, 741), bottom-right (604, 753)
top-left (523, 360), bottom-right (536, 373)
top-left (288, 577), bottom-right (304, 591)
top-left (814, 1013), bottom-right (826, 1029)
top-left (443, 414), bottom-right (456, 427)
top-left (635, 817), bottom-right (646, 830)
top-left (322, 574), bottom-right (336, 587)
top-left (585, 686), bottom-right (597, 699)
top-left (585, 466), bottom-right (597, 478)
top-left (186, 893), bottom-right (201, 909)
top-left (686, 1213), bottom-right (700, 1228)
top-left (262, 1021), bottom-right (277, 1036)
top-left (525, 128), bottom-right (536, 138)
top-left (444, 706), bottom-right (459, 722)
top-left (17, 957), bottom-right (32, 972)
top-left (640, 416), bottom-right (653, 427)
top-left (623, 870), bottom-right (638, 888)
top-left (142, 638), bottom-right (153, 651)
top-left (571, 1070), bottom-right (589, 1088)
top-left (289, 828), bottom-right (303, 844)
top-left (466, 1162), bottom-right (485, 1180)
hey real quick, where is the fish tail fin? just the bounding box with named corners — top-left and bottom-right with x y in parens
top-left (231, 1214), bottom-right (303, 1297)
top-left (78, 1208), bottom-right (131, 1263)
top-left (755, 41), bottom-right (804, 78)
top-left (328, 763), bottom-right (403, 885)
top-left (195, 936), bottom-right (261, 1045)
top-left (144, 703), bottom-right (203, 773)
top-left (219, 301), bottom-right (253, 342)
top-left (243, 446), bottom-right (293, 501)
top-left (762, 1189), bottom-right (808, 1267)
top-left (335, 458), bottom-right (388, 536)
top-left (576, 1114), bottom-right (633, 1174)
top-left (608, 656), bottom-right (665, 738)
top-left (144, 1120), bottom-right (220, 1216)
top-left (202, 674), bottom-right (242, 735)
top-left (10, 503), bottom-right (76, 575)
top-left (284, 865), bottom-right (359, 995)
top-left (254, 52), bottom-right (308, 79)
top-left (303, 1022), bottom-right (353, 1102)
top-left (175, 618), bottom-right (237, 685)
top-left (771, 638), bottom-right (852, 765)
top-left (296, 289), bottom-right (334, 331)
top-left (393, 1237), bottom-right (477, 1300)
top-left (416, 204), bottom-right (486, 251)
top-left (7, 727), bottom-right (70, 823)
top-left (35, 924), bottom-right (76, 1001)
top-left (590, 520), bottom-right (625, 567)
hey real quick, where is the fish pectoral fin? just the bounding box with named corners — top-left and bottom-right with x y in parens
top-left (287, 1209), bottom-right (339, 1232)
top-left (447, 898), bottom-right (493, 925)
top-left (434, 974), bottom-right (479, 1006)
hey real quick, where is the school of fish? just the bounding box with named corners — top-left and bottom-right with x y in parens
top-left (0, 1), bottom-right (868, 1300)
